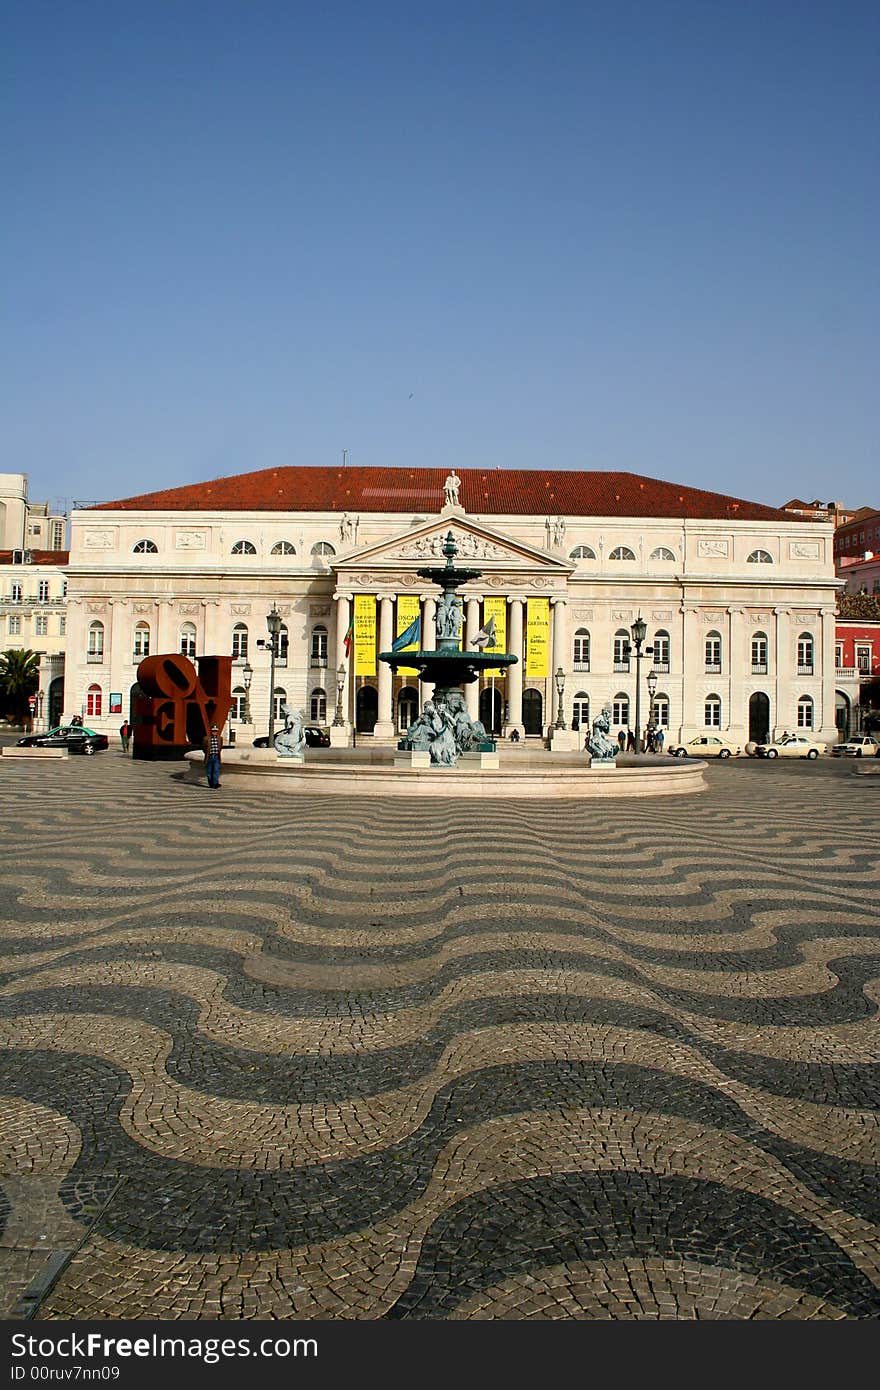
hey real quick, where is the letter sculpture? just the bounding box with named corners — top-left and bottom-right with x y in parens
top-left (133, 654), bottom-right (233, 760)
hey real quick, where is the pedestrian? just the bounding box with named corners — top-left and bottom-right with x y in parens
top-left (626, 727), bottom-right (636, 752)
top-left (119, 720), bottom-right (131, 752)
top-left (617, 729), bottom-right (626, 754)
top-left (202, 722), bottom-right (222, 788)
top-left (70, 713), bottom-right (83, 727)
top-left (509, 728), bottom-right (520, 743)
top-left (645, 726), bottom-right (654, 753)
top-left (655, 727), bottom-right (665, 754)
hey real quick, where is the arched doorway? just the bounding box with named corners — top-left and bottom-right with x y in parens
top-left (522, 688), bottom-right (543, 736)
top-left (479, 687), bottom-right (502, 735)
top-left (398, 687), bottom-right (418, 732)
top-left (835, 691), bottom-right (851, 740)
top-left (48, 677), bottom-right (64, 728)
top-left (356, 685), bottom-right (378, 733)
top-left (749, 692), bottom-right (770, 744)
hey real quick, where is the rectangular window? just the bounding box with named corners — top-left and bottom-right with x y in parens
top-left (38, 580), bottom-right (50, 602)
top-left (856, 646), bottom-right (871, 673)
top-left (59, 615), bottom-right (66, 636)
top-left (653, 698), bottom-right (669, 727)
top-left (611, 698), bottom-right (629, 726)
top-left (51, 521), bottom-right (64, 549)
top-left (11, 583), bottom-right (22, 603)
top-left (34, 615), bottom-right (48, 635)
top-left (835, 643), bottom-right (844, 669)
top-left (9, 615), bottom-right (21, 635)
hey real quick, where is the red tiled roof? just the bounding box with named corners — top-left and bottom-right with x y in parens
top-left (93, 467), bottom-right (790, 522)
top-left (0, 550), bottom-right (69, 566)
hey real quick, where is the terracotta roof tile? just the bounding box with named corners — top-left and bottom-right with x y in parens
top-left (92, 466), bottom-right (790, 522)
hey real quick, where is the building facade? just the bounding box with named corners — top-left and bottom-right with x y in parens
top-left (63, 466), bottom-right (840, 748)
top-left (0, 473), bottom-right (69, 726)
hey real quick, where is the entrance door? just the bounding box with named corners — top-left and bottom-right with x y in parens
top-left (748, 692), bottom-right (770, 743)
top-left (479, 687), bottom-right (502, 735)
top-left (356, 685), bottom-right (378, 733)
top-left (835, 691), bottom-right (850, 739)
top-left (48, 677), bottom-right (64, 727)
top-left (522, 688), bottom-right (543, 736)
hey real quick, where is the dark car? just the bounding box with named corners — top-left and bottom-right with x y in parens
top-left (17, 725), bottom-right (110, 756)
top-left (253, 726), bottom-right (330, 749)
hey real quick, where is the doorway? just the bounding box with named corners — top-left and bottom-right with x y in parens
top-left (479, 687), bottom-right (502, 735)
top-left (748, 692), bottom-right (770, 744)
top-left (522, 688), bottom-right (543, 736)
top-left (356, 685), bottom-right (378, 733)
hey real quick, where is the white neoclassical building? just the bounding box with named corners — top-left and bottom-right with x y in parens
top-left (62, 465), bottom-right (840, 748)
top-left (1, 473), bottom-right (69, 726)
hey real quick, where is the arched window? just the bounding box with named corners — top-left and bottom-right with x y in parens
top-left (310, 687), bottom-right (327, 723)
top-left (613, 629), bottom-right (630, 671)
top-left (611, 693), bottom-right (629, 727)
top-left (705, 630), bottom-right (722, 673)
top-left (398, 687), bottom-right (419, 732)
top-left (86, 683), bottom-right (102, 717)
top-left (609, 546), bottom-right (636, 561)
top-left (797, 634), bottom-right (814, 674)
top-left (573, 628), bottom-right (590, 670)
top-left (311, 625), bottom-right (328, 667)
top-left (797, 695), bottom-right (814, 729)
top-left (705, 694), bottom-right (722, 727)
top-left (133, 622), bottom-right (150, 659)
top-left (650, 546), bottom-right (675, 561)
top-left (231, 540), bottom-right (257, 555)
top-left (751, 631), bottom-right (768, 674)
top-left (231, 686), bottom-right (247, 720)
top-left (179, 623), bottom-right (197, 658)
top-left (87, 621), bottom-right (104, 660)
top-left (276, 622), bottom-right (289, 667)
top-left (572, 692), bottom-right (590, 729)
top-left (653, 629), bottom-right (670, 672)
top-left (271, 541), bottom-right (297, 555)
top-left (231, 623), bottom-right (249, 660)
top-left (747, 550), bottom-right (773, 563)
top-left (311, 541), bottom-right (336, 558)
top-left (569, 545), bottom-right (596, 561)
top-left (653, 694), bottom-right (670, 727)
top-left (273, 687), bottom-right (287, 722)
top-left (133, 539), bottom-right (158, 554)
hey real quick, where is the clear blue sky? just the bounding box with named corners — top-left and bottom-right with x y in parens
top-left (4, 0), bottom-right (877, 513)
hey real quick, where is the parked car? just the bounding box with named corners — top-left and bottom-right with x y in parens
top-left (667, 735), bottom-right (742, 759)
top-left (753, 734), bottom-right (825, 760)
top-left (832, 735), bottom-right (880, 758)
top-left (16, 725), bottom-right (110, 755)
top-left (253, 726), bottom-right (330, 749)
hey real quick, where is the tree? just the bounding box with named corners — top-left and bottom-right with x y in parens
top-left (0, 648), bottom-right (40, 723)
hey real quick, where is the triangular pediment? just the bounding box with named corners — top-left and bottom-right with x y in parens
top-left (333, 516), bottom-right (572, 574)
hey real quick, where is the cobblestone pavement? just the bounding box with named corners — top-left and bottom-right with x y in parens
top-left (0, 750), bottom-right (877, 1320)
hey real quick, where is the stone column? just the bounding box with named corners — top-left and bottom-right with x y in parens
top-left (506, 597), bottom-right (524, 735)
top-left (819, 606), bottom-right (837, 743)
top-left (727, 606), bottom-right (744, 738)
top-left (374, 594), bottom-right (395, 738)
top-left (331, 594), bottom-right (352, 744)
top-left (773, 607), bottom-right (791, 738)
top-left (420, 597), bottom-right (436, 709)
top-left (465, 597), bottom-right (480, 719)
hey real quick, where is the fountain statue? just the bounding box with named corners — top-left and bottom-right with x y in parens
top-left (586, 704), bottom-right (619, 764)
top-left (380, 531), bottom-right (517, 765)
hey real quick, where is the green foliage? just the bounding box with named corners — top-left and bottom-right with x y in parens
top-left (0, 648), bottom-right (40, 722)
top-left (837, 592), bottom-right (880, 621)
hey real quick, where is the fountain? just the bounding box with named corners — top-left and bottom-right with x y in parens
top-left (379, 531), bottom-right (517, 765)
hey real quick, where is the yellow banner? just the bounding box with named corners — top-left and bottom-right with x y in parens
top-left (354, 594), bottom-right (376, 676)
top-left (526, 597), bottom-right (550, 678)
top-left (484, 596), bottom-right (507, 678)
top-left (395, 594), bottom-right (421, 676)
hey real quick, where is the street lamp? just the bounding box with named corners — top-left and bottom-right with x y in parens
top-left (554, 666), bottom-right (566, 730)
top-left (647, 667), bottom-right (658, 747)
top-left (242, 660), bottom-right (253, 725)
top-left (628, 615), bottom-right (653, 755)
top-left (333, 662), bottom-right (346, 726)
top-left (265, 604), bottom-right (282, 743)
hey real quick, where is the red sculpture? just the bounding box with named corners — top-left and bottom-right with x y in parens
top-left (132, 654), bottom-right (233, 760)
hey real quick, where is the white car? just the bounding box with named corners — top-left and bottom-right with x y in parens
top-left (667, 735), bottom-right (742, 759)
top-left (832, 735), bottom-right (880, 758)
top-left (754, 735), bottom-right (825, 760)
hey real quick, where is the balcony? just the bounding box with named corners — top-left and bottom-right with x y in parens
top-left (797, 664), bottom-right (814, 676)
top-left (652, 661), bottom-right (670, 674)
top-left (751, 663), bottom-right (768, 675)
top-left (572, 661), bottom-right (590, 673)
top-left (311, 655), bottom-right (328, 668)
top-left (836, 666), bottom-right (856, 680)
top-left (86, 651), bottom-right (104, 663)
top-left (613, 661), bottom-right (630, 673)
top-left (704, 662), bottom-right (722, 675)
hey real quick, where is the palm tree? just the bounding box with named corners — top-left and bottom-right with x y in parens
top-left (0, 648), bottom-right (40, 724)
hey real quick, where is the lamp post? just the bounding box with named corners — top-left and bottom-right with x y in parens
top-left (242, 660), bottom-right (253, 725)
top-left (628, 615), bottom-right (653, 755)
top-left (554, 666), bottom-right (566, 730)
top-left (333, 662), bottom-right (346, 726)
top-left (647, 667), bottom-right (658, 749)
top-left (36, 688), bottom-right (45, 731)
top-left (265, 604), bottom-right (282, 744)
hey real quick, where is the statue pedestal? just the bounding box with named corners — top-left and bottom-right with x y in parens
top-left (549, 728), bottom-right (579, 753)
top-left (394, 750), bottom-right (430, 768)
top-left (329, 725), bottom-right (350, 748)
top-left (372, 720), bottom-right (396, 740)
top-left (588, 758), bottom-right (617, 770)
top-left (277, 753), bottom-right (305, 764)
top-left (459, 751), bottom-right (500, 769)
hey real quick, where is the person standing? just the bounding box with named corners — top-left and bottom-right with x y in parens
top-left (655, 726), bottom-right (665, 754)
top-left (626, 727), bottom-right (636, 752)
top-left (617, 729), bottom-right (626, 755)
top-left (119, 720), bottom-right (131, 753)
top-left (203, 723), bottom-right (222, 788)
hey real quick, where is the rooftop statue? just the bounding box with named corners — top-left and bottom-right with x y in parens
top-left (443, 471), bottom-right (462, 507)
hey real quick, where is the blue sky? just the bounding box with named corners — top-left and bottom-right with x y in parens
top-left (4, 1), bottom-right (877, 512)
